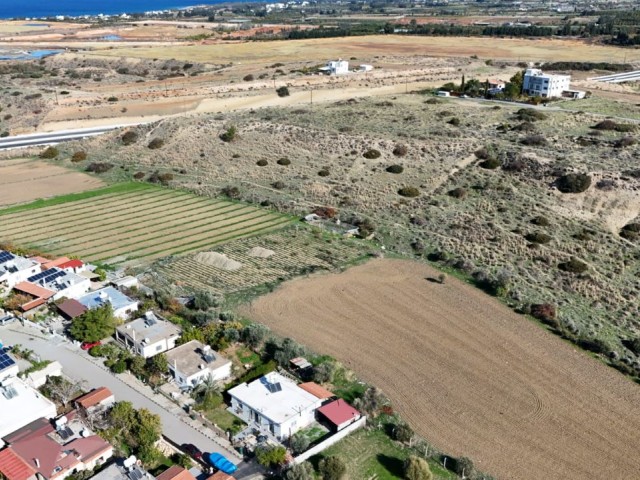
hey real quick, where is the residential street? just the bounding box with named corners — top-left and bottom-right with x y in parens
top-left (0, 325), bottom-right (263, 480)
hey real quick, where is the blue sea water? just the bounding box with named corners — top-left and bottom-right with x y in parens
top-left (0, 0), bottom-right (220, 19)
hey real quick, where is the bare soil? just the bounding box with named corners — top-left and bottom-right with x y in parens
top-left (0, 159), bottom-right (104, 206)
top-left (243, 258), bottom-right (640, 480)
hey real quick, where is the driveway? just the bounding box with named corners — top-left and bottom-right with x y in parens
top-left (0, 326), bottom-right (263, 479)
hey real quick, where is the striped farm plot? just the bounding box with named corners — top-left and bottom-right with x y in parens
top-left (153, 228), bottom-right (371, 294)
top-left (0, 183), bottom-right (292, 265)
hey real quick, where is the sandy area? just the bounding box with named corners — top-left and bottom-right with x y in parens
top-left (0, 159), bottom-right (104, 206)
top-left (194, 251), bottom-right (243, 271)
top-left (243, 258), bottom-right (640, 480)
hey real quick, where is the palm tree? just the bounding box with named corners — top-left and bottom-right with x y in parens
top-left (192, 376), bottom-right (221, 409)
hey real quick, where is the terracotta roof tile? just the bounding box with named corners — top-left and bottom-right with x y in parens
top-left (13, 282), bottom-right (55, 300)
top-left (57, 299), bottom-right (87, 319)
top-left (156, 466), bottom-right (196, 480)
top-left (75, 388), bottom-right (113, 409)
top-left (298, 382), bottom-right (335, 400)
top-left (317, 399), bottom-right (361, 427)
top-left (0, 448), bottom-right (36, 480)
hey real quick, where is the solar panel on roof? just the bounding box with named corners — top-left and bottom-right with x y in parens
top-left (0, 351), bottom-right (16, 371)
top-left (0, 251), bottom-right (13, 263)
top-left (28, 270), bottom-right (48, 282)
top-left (273, 382), bottom-right (282, 392)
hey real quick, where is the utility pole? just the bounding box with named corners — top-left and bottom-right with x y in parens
top-left (310, 89), bottom-right (313, 105)
top-left (54, 88), bottom-right (59, 105)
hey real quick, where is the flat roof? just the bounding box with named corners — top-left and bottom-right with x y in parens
top-left (0, 377), bottom-right (56, 439)
top-left (228, 372), bottom-right (320, 425)
top-left (77, 287), bottom-right (136, 312)
top-left (116, 312), bottom-right (181, 345)
top-left (26, 267), bottom-right (87, 293)
top-left (165, 340), bottom-right (230, 378)
top-left (0, 251), bottom-right (39, 277)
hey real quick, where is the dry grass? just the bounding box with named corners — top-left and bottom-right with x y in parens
top-left (0, 158), bottom-right (104, 206)
top-left (87, 35), bottom-right (640, 64)
top-left (243, 258), bottom-right (640, 480)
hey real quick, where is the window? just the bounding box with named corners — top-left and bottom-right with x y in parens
top-left (156, 345), bottom-right (162, 351)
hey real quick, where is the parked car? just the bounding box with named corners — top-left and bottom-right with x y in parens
top-left (205, 453), bottom-right (237, 474)
top-left (0, 314), bottom-right (16, 325)
top-left (81, 341), bottom-right (101, 351)
top-left (181, 443), bottom-right (203, 460)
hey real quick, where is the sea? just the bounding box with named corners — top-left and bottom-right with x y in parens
top-left (0, 0), bottom-right (221, 19)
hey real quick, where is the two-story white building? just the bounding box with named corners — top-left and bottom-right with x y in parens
top-left (165, 341), bottom-right (232, 389)
top-left (228, 372), bottom-right (322, 440)
top-left (320, 59), bottom-right (349, 75)
top-left (115, 312), bottom-right (181, 358)
top-left (522, 68), bottom-right (571, 98)
top-left (0, 251), bottom-right (41, 291)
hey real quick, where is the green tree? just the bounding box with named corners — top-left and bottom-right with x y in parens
top-left (70, 304), bottom-right (115, 342)
top-left (192, 291), bottom-right (219, 310)
top-left (128, 355), bottom-right (146, 376)
top-left (172, 453), bottom-right (192, 469)
top-left (193, 376), bottom-right (222, 409)
top-left (354, 386), bottom-right (387, 417)
top-left (289, 432), bottom-right (310, 454)
top-left (503, 70), bottom-right (524, 98)
top-left (94, 268), bottom-right (107, 282)
top-left (108, 401), bottom-right (137, 436)
top-left (404, 456), bottom-right (433, 480)
top-left (392, 423), bottom-right (414, 444)
top-left (241, 324), bottom-right (269, 349)
top-left (284, 462), bottom-right (315, 480)
top-left (148, 353), bottom-right (168, 375)
top-left (255, 445), bottom-right (287, 468)
top-left (313, 361), bottom-right (337, 383)
top-left (318, 456), bottom-right (346, 480)
top-left (134, 408), bottom-right (162, 448)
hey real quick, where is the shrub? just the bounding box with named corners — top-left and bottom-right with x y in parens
top-left (620, 223), bottom-right (640, 241)
top-left (256, 159), bottom-right (268, 166)
top-left (447, 117), bottom-right (460, 126)
top-left (318, 169), bottom-right (330, 177)
top-left (0, 131), bottom-right (8, 138)
top-left (133, 171), bottom-right (145, 180)
top-left (447, 187), bottom-right (467, 199)
top-left (614, 137), bottom-right (636, 149)
top-left (530, 216), bottom-right (550, 226)
top-left (318, 456), bottom-right (346, 480)
top-left (398, 186), bottom-right (420, 198)
top-left (363, 149), bottom-right (381, 159)
top-left (520, 134), bottom-right (547, 146)
top-left (243, 74), bottom-right (254, 81)
top-left (221, 185), bottom-right (241, 199)
top-left (39, 146), bottom-right (59, 159)
top-left (85, 162), bottom-right (113, 174)
top-left (530, 303), bottom-right (557, 326)
top-left (220, 125), bottom-right (237, 142)
top-left (404, 456), bottom-right (433, 480)
top-left (148, 138), bottom-right (164, 149)
top-left (121, 130), bottom-right (138, 145)
top-left (386, 164), bottom-right (404, 174)
top-left (592, 120), bottom-right (635, 132)
top-left (276, 86), bottom-right (290, 97)
top-left (516, 108), bottom-right (547, 122)
top-left (392, 144), bottom-right (408, 157)
top-left (474, 147), bottom-right (491, 160)
top-left (558, 257), bottom-right (588, 274)
top-left (147, 172), bottom-right (174, 185)
top-left (71, 151), bottom-right (87, 162)
top-left (277, 157), bottom-right (291, 166)
top-left (107, 96), bottom-right (118, 102)
top-left (556, 173), bottom-right (591, 193)
top-left (289, 433), bottom-right (310, 454)
top-left (525, 232), bottom-right (551, 244)
top-left (479, 157), bottom-right (501, 169)
top-left (272, 181), bottom-right (286, 189)
top-left (392, 423), bottom-right (413, 443)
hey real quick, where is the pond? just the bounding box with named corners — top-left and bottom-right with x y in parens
top-left (0, 49), bottom-right (63, 61)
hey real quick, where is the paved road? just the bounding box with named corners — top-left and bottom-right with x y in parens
top-left (0, 125), bottom-right (129, 150)
top-left (0, 326), bottom-right (263, 479)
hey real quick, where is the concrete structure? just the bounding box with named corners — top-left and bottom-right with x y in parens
top-left (0, 413), bottom-right (113, 480)
top-left (0, 251), bottom-right (40, 291)
top-left (115, 312), bottom-right (181, 358)
top-left (111, 276), bottom-right (139, 289)
top-left (74, 387), bottom-right (115, 413)
top-left (523, 68), bottom-right (571, 98)
top-left (77, 287), bottom-right (139, 320)
top-left (165, 341), bottom-right (232, 390)
top-left (25, 361), bottom-right (62, 389)
top-left (56, 260), bottom-right (86, 275)
top-left (228, 372), bottom-right (322, 441)
top-left (358, 64), bottom-right (374, 72)
top-left (436, 90), bottom-right (450, 97)
top-left (0, 376), bottom-right (57, 440)
top-left (320, 59), bottom-right (349, 75)
top-left (25, 267), bottom-right (91, 301)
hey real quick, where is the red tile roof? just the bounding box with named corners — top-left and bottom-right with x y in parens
top-left (298, 382), bottom-right (335, 400)
top-left (57, 260), bottom-right (83, 270)
top-left (57, 299), bottom-right (87, 319)
top-left (207, 472), bottom-right (236, 480)
top-left (28, 256), bottom-right (50, 265)
top-left (0, 448), bottom-right (36, 480)
top-left (317, 399), bottom-right (361, 427)
top-left (156, 466), bottom-right (196, 480)
top-left (42, 257), bottom-right (70, 271)
top-left (75, 387), bottom-right (113, 410)
top-left (13, 282), bottom-right (55, 300)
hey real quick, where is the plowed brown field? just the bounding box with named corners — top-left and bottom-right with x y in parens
top-left (243, 258), bottom-right (640, 480)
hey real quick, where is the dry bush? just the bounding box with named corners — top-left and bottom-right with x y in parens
top-left (558, 257), bottom-right (588, 274)
top-left (71, 151), bottom-right (87, 162)
top-left (556, 173), bottom-right (591, 193)
top-left (520, 134), bottom-right (547, 146)
top-left (40, 146), bottom-right (59, 159)
top-left (620, 223), bottom-right (640, 241)
top-left (479, 158), bottom-right (501, 169)
top-left (530, 303), bottom-right (558, 327)
top-left (614, 137), bottom-right (636, 149)
top-left (277, 157), bottom-right (291, 166)
top-left (386, 164), bottom-right (404, 174)
top-left (398, 186), bottom-right (420, 198)
top-left (86, 162), bottom-right (113, 174)
top-left (133, 171), bottom-right (145, 179)
top-left (147, 171), bottom-right (174, 185)
top-left (393, 144), bottom-right (408, 157)
top-left (515, 108), bottom-right (547, 122)
top-left (530, 216), bottom-right (550, 227)
top-left (121, 130), bottom-right (138, 145)
top-left (363, 149), bottom-right (382, 159)
top-left (525, 232), bottom-right (552, 244)
top-left (148, 138), bottom-right (165, 149)
top-left (243, 74), bottom-right (255, 81)
top-left (256, 159), bottom-right (268, 166)
top-left (448, 187), bottom-right (467, 199)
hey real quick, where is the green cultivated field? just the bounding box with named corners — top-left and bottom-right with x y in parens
top-left (0, 183), bottom-right (292, 265)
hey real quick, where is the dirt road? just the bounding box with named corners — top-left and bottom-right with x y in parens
top-left (243, 258), bottom-right (640, 480)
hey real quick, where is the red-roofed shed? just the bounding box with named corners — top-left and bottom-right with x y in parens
top-left (317, 399), bottom-right (361, 431)
top-left (57, 299), bottom-right (87, 320)
top-left (0, 448), bottom-right (36, 480)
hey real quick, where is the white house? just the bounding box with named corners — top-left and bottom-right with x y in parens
top-left (77, 287), bottom-right (139, 320)
top-left (228, 372), bottom-right (323, 440)
top-left (165, 340), bottom-right (232, 389)
top-left (359, 64), bottom-right (374, 72)
top-left (522, 68), bottom-right (571, 98)
top-left (115, 311), bottom-right (181, 358)
top-left (0, 251), bottom-right (41, 291)
top-left (320, 59), bottom-right (349, 76)
top-left (25, 267), bottom-right (91, 300)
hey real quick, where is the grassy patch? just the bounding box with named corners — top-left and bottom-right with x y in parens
top-left (315, 428), bottom-right (455, 480)
top-left (203, 406), bottom-right (246, 434)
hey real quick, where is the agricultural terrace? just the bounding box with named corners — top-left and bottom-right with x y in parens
top-left (0, 183), bottom-right (291, 265)
top-left (152, 228), bottom-right (372, 295)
